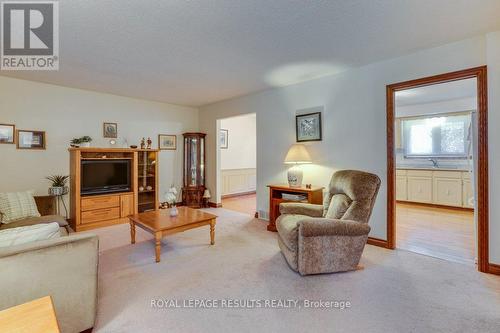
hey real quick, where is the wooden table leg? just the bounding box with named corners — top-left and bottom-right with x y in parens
top-left (155, 232), bottom-right (162, 263)
top-left (210, 220), bottom-right (215, 245)
top-left (129, 219), bottom-right (136, 244)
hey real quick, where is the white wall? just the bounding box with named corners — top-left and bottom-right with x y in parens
top-left (199, 36), bottom-right (489, 249)
top-left (220, 113), bottom-right (256, 170)
top-left (0, 77), bottom-right (198, 205)
top-left (486, 31), bottom-right (500, 264)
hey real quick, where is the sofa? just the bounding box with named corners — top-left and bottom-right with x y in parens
top-left (0, 196), bottom-right (98, 333)
top-left (276, 170), bottom-right (380, 275)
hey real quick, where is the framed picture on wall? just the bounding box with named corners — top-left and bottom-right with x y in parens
top-left (0, 124), bottom-right (15, 144)
top-left (220, 129), bottom-right (228, 149)
top-left (158, 134), bottom-right (177, 150)
top-left (16, 130), bottom-right (46, 150)
top-left (103, 122), bottom-right (118, 138)
top-left (296, 110), bottom-right (322, 142)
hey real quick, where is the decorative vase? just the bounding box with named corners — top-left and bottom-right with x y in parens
top-left (170, 206), bottom-right (178, 217)
top-left (80, 142), bottom-right (91, 148)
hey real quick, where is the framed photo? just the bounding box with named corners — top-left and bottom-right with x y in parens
top-left (0, 124), bottom-right (15, 144)
top-left (158, 134), bottom-right (177, 150)
top-left (296, 111), bottom-right (322, 142)
top-left (103, 122), bottom-right (118, 138)
top-left (16, 130), bottom-right (46, 150)
top-left (220, 129), bottom-right (228, 149)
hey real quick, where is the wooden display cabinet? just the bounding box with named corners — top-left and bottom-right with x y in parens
top-left (182, 133), bottom-right (206, 208)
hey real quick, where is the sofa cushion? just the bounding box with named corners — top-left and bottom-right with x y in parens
top-left (276, 214), bottom-right (309, 251)
top-left (0, 215), bottom-right (68, 231)
top-left (0, 190), bottom-right (41, 224)
top-left (0, 222), bottom-right (60, 248)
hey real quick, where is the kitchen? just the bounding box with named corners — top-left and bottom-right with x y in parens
top-left (394, 78), bottom-right (477, 265)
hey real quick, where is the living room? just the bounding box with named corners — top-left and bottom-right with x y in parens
top-left (1, 1), bottom-right (500, 333)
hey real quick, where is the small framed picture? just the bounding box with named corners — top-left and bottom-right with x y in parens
top-left (158, 134), bottom-right (177, 150)
top-left (0, 124), bottom-right (15, 144)
top-left (17, 130), bottom-right (46, 149)
top-left (103, 122), bottom-right (118, 138)
top-left (296, 111), bottom-right (322, 142)
top-left (220, 129), bottom-right (228, 149)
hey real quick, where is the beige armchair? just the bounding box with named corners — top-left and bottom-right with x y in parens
top-left (276, 170), bottom-right (381, 275)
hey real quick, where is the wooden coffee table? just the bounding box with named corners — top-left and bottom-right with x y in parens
top-left (128, 207), bottom-right (217, 263)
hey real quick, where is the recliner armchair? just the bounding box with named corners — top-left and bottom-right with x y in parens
top-left (276, 170), bottom-right (380, 275)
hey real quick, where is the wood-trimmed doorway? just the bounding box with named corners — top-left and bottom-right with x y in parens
top-left (386, 66), bottom-right (490, 273)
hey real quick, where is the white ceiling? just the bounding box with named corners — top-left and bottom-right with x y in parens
top-left (395, 78), bottom-right (477, 106)
top-left (2, 0), bottom-right (500, 107)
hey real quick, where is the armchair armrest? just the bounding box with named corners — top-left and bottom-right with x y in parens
top-left (299, 218), bottom-right (371, 237)
top-left (279, 203), bottom-right (324, 217)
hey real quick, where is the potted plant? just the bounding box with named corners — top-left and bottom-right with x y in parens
top-left (46, 175), bottom-right (69, 196)
top-left (80, 136), bottom-right (92, 147)
top-left (70, 138), bottom-right (81, 147)
top-left (165, 186), bottom-right (179, 216)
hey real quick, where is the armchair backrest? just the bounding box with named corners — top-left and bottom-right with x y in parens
top-left (324, 170), bottom-right (381, 224)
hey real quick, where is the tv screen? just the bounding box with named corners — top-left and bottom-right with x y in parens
top-left (81, 159), bottom-right (131, 195)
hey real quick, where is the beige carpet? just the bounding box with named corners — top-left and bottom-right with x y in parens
top-left (91, 208), bottom-right (500, 333)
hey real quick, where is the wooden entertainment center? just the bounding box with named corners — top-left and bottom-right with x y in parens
top-left (69, 148), bottom-right (159, 232)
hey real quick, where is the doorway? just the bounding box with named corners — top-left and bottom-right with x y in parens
top-left (386, 67), bottom-right (489, 272)
top-left (217, 113), bottom-right (257, 216)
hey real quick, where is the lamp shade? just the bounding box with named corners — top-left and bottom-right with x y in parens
top-left (284, 144), bottom-right (312, 164)
top-left (203, 189), bottom-right (211, 199)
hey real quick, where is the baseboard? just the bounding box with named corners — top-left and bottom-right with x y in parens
top-left (488, 263), bottom-right (500, 275)
top-left (208, 202), bottom-right (222, 208)
top-left (367, 237), bottom-right (391, 249)
top-left (221, 191), bottom-right (256, 199)
top-left (396, 200), bottom-right (474, 212)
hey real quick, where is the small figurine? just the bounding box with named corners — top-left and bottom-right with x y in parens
top-left (147, 137), bottom-right (152, 149)
top-left (306, 184), bottom-right (312, 189)
top-left (140, 137), bottom-right (146, 149)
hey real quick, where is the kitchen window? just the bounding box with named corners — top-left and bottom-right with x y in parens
top-left (401, 113), bottom-right (471, 158)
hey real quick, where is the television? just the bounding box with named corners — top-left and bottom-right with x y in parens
top-left (81, 159), bottom-right (131, 195)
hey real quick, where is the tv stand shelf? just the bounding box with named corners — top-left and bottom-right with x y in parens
top-left (69, 148), bottom-right (159, 231)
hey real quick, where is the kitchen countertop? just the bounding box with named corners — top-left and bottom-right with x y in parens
top-left (396, 166), bottom-right (469, 172)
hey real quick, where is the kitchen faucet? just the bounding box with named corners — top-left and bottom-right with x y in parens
top-left (428, 158), bottom-right (439, 167)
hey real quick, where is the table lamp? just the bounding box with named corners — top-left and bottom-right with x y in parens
top-left (284, 144), bottom-right (312, 187)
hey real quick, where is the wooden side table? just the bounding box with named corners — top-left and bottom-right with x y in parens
top-left (0, 296), bottom-right (60, 333)
top-left (267, 184), bottom-right (324, 232)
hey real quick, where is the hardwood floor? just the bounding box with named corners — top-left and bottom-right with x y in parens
top-left (221, 193), bottom-right (256, 216)
top-left (396, 202), bottom-right (475, 265)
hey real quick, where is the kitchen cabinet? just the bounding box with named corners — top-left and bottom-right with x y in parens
top-left (396, 169), bottom-right (473, 209)
top-left (407, 175), bottom-right (433, 203)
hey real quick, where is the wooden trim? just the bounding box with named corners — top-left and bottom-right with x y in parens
top-left (221, 190), bottom-right (256, 199)
top-left (488, 263), bottom-right (500, 275)
top-left (208, 202), bottom-right (222, 208)
top-left (396, 200), bottom-right (474, 212)
top-left (367, 237), bottom-right (390, 249)
top-left (386, 66), bottom-right (489, 273)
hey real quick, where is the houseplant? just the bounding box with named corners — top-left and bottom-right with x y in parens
top-left (70, 136), bottom-right (93, 148)
top-left (79, 136), bottom-right (92, 147)
top-left (46, 175), bottom-right (69, 196)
